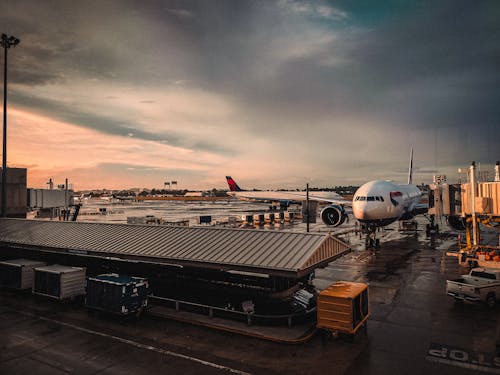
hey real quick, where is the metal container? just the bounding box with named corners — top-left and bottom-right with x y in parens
top-left (198, 215), bottom-right (212, 224)
top-left (264, 213), bottom-right (275, 223)
top-left (86, 274), bottom-right (149, 315)
top-left (242, 214), bottom-right (253, 224)
top-left (253, 214), bottom-right (265, 225)
top-left (33, 265), bottom-right (86, 299)
top-left (317, 281), bottom-right (370, 335)
top-left (0, 167), bottom-right (27, 217)
top-left (275, 212), bottom-right (285, 222)
top-left (0, 259), bottom-right (46, 289)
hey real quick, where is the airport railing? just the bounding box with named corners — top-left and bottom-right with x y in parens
top-left (150, 295), bottom-right (316, 327)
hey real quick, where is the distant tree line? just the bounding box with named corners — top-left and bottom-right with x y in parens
top-left (138, 189), bottom-right (189, 196)
top-left (76, 188), bottom-right (230, 197)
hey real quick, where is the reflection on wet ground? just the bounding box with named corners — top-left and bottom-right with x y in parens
top-left (2, 202), bottom-right (500, 374)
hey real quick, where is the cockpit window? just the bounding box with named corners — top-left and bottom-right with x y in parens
top-left (356, 195), bottom-right (385, 202)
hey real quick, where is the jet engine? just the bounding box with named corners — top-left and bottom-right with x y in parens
top-left (447, 215), bottom-right (466, 231)
top-left (320, 205), bottom-right (347, 227)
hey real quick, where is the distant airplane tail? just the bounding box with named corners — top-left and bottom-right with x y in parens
top-left (226, 176), bottom-right (243, 192)
top-left (407, 147), bottom-right (414, 185)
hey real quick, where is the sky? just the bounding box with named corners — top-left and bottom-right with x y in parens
top-left (0, 0), bottom-right (499, 190)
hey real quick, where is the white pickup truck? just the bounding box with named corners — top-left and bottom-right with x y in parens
top-left (446, 268), bottom-right (500, 308)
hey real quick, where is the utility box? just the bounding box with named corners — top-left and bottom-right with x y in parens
top-left (86, 274), bottom-right (149, 315)
top-left (302, 200), bottom-right (318, 223)
top-left (198, 215), bottom-right (212, 224)
top-left (33, 265), bottom-right (86, 299)
top-left (264, 213), bottom-right (275, 223)
top-left (0, 167), bottom-right (27, 218)
top-left (0, 259), bottom-right (46, 289)
top-left (317, 281), bottom-right (370, 335)
top-left (253, 214), bottom-right (265, 225)
top-left (242, 214), bottom-right (253, 224)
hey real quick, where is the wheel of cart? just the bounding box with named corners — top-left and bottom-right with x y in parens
top-left (486, 293), bottom-right (496, 309)
top-left (317, 281), bottom-right (370, 344)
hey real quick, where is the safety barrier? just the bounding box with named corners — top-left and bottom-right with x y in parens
top-left (150, 295), bottom-right (316, 327)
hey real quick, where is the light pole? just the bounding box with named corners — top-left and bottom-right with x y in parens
top-left (1, 33), bottom-right (20, 217)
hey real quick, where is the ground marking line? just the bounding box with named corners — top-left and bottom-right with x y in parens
top-left (11, 309), bottom-right (252, 375)
top-left (426, 356), bottom-right (500, 374)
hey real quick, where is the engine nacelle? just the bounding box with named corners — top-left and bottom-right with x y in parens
top-left (447, 215), bottom-right (466, 231)
top-left (320, 205), bottom-right (347, 227)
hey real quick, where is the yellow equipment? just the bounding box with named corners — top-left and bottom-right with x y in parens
top-left (317, 281), bottom-right (370, 335)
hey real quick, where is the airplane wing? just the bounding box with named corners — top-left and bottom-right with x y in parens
top-left (225, 176), bottom-right (351, 206)
top-left (228, 190), bottom-right (351, 206)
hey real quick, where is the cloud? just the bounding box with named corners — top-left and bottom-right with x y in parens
top-left (279, 0), bottom-right (348, 21)
top-left (165, 8), bottom-right (194, 19)
top-left (8, 108), bottom-right (227, 189)
top-left (11, 80), bottom-right (238, 154)
top-left (0, 1), bottom-right (498, 189)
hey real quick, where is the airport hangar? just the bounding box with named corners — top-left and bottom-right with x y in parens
top-left (0, 219), bottom-right (350, 298)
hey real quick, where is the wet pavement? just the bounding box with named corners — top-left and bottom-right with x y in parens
top-left (1, 215), bottom-right (500, 374)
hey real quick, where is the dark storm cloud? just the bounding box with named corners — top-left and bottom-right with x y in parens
top-left (3, 1), bottom-right (499, 127)
top-left (1, 1), bottom-right (192, 86)
top-left (342, 1), bottom-right (500, 129)
top-left (206, 1), bottom-right (500, 133)
top-left (1, 0), bottom-right (498, 184)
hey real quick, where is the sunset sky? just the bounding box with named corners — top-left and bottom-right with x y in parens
top-left (1, 1), bottom-right (499, 190)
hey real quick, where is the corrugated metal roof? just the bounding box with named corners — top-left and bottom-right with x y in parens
top-left (0, 258), bottom-right (45, 267)
top-left (0, 219), bottom-right (349, 277)
top-left (34, 264), bottom-right (85, 274)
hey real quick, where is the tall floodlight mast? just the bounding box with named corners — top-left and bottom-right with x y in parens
top-left (1, 33), bottom-right (20, 217)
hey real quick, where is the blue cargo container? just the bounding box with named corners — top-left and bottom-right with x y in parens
top-left (86, 274), bottom-right (149, 316)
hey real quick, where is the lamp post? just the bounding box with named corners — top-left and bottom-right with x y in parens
top-left (1, 33), bottom-right (20, 217)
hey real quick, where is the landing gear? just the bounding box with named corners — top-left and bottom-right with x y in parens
top-left (363, 224), bottom-right (380, 250)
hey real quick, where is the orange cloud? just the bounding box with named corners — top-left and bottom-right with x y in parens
top-left (7, 107), bottom-right (225, 189)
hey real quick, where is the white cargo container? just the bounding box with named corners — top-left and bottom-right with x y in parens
top-left (0, 259), bottom-right (46, 289)
top-left (33, 265), bottom-right (86, 300)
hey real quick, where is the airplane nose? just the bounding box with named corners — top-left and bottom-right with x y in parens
top-left (353, 202), bottom-right (379, 221)
top-left (353, 202), bottom-right (367, 220)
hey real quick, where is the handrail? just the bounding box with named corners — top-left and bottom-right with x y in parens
top-left (149, 294), bottom-right (316, 327)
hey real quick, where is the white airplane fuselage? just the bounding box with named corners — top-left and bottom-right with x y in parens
top-left (352, 180), bottom-right (423, 227)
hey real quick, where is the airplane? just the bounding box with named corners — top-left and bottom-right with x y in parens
top-left (225, 176), bottom-right (350, 227)
top-left (352, 148), bottom-right (427, 227)
top-left (227, 148), bottom-right (428, 247)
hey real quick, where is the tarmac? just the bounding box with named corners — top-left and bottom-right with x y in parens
top-left (1, 216), bottom-right (500, 374)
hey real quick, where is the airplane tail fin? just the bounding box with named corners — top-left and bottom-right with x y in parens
top-left (407, 147), bottom-right (414, 185)
top-left (226, 176), bottom-right (243, 192)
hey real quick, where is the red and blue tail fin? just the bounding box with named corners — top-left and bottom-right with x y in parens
top-left (226, 176), bottom-right (243, 192)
